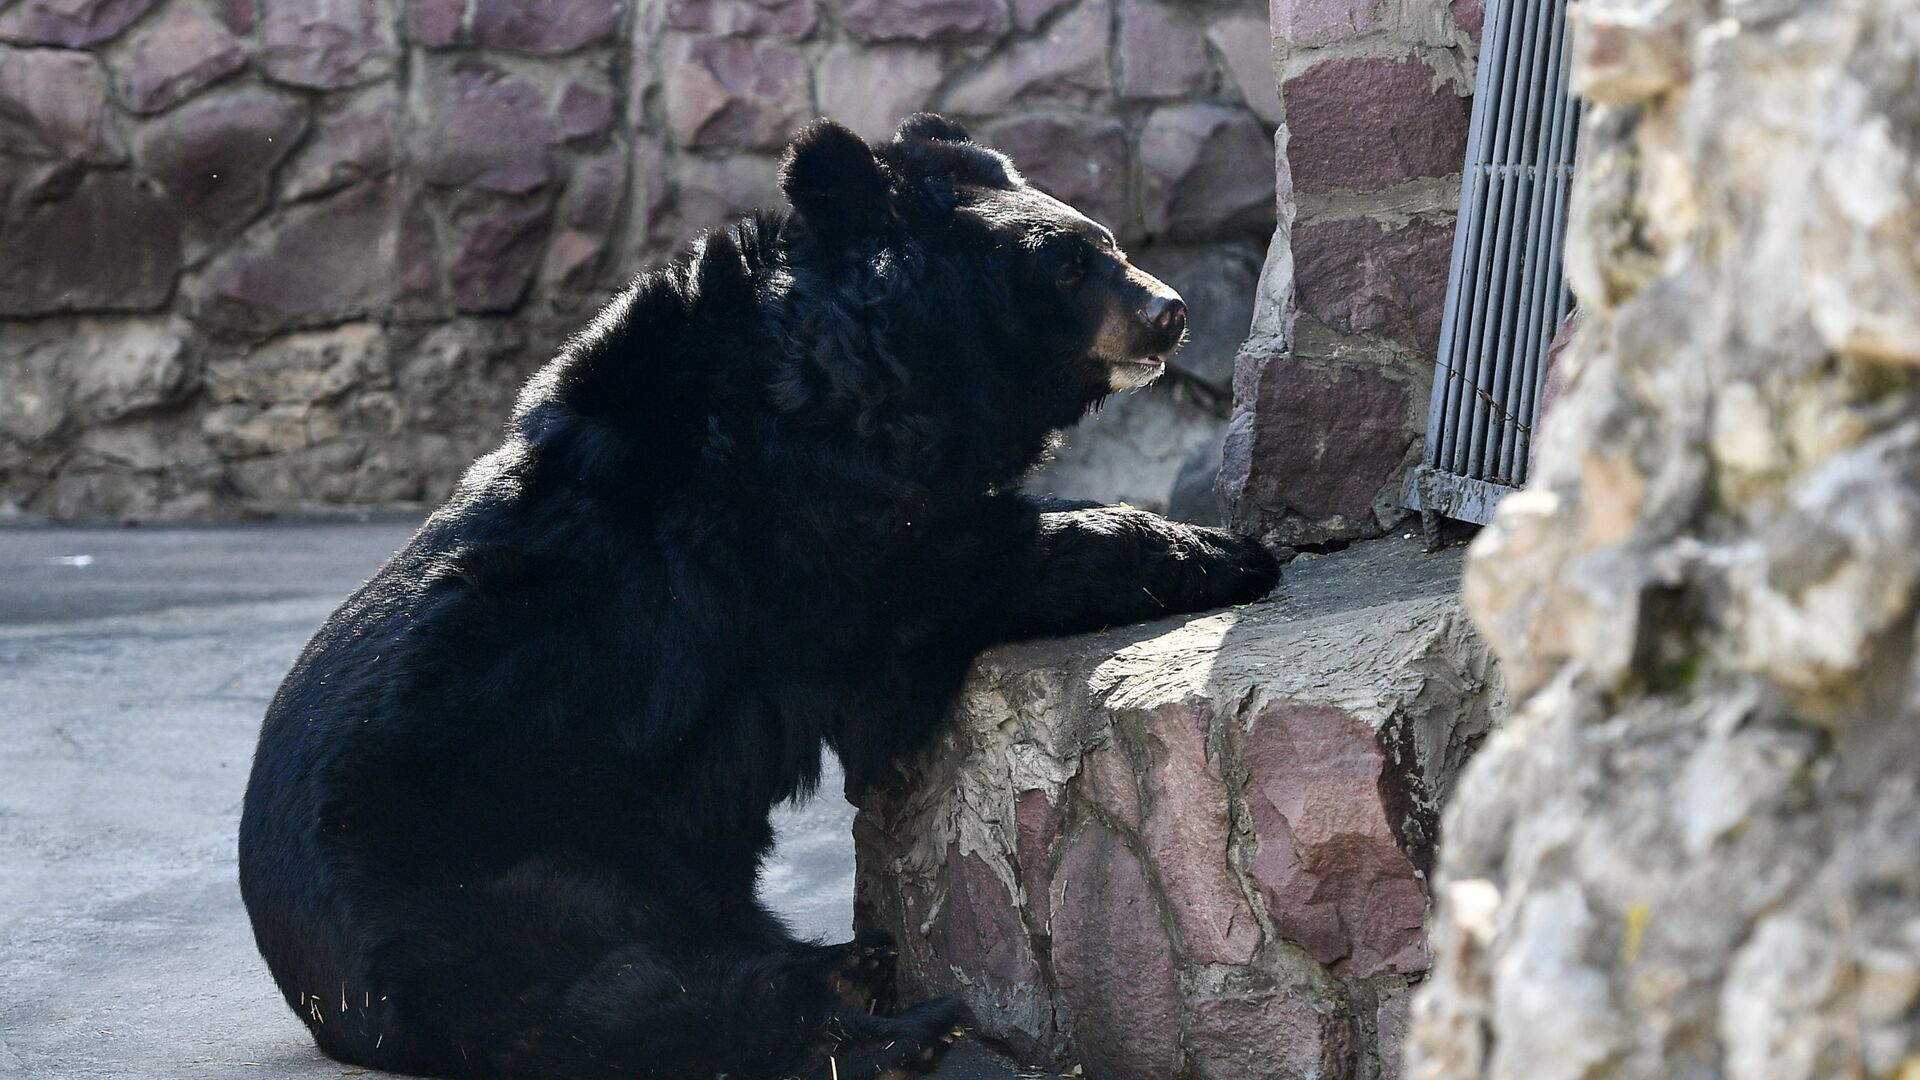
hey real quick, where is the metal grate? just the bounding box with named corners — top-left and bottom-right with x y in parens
top-left (1405, 0), bottom-right (1582, 526)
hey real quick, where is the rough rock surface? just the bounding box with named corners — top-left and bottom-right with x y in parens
top-left (115, 3), bottom-right (247, 114)
top-left (134, 86), bottom-right (307, 230)
top-left (856, 538), bottom-right (1506, 1078)
top-left (1, 0), bottom-right (1277, 522)
top-left (1283, 59), bottom-right (1470, 196)
top-left (1227, 360), bottom-right (1418, 538)
top-left (1408, 0), bottom-right (1920, 1078)
top-left (256, 0), bottom-right (395, 89)
top-left (0, 169), bottom-right (181, 315)
top-left (417, 60), bottom-right (556, 194)
top-left (0, 0), bottom-right (158, 46)
top-left (0, 45), bottom-right (127, 163)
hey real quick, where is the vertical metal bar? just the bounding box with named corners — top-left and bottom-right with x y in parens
top-left (1428, 0), bottom-right (1514, 469)
top-left (1511, 14), bottom-right (1577, 483)
top-left (1443, 0), bottom-right (1528, 474)
top-left (1496, 0), bottom-right (1568, 481)
top-left (1519, 91), bottom-right (1582, 484)
top-left (1447, 0), bottom-right (1532, 474)
top-left (1476, 0), bottom-right (1559, 482)
top-left (1474, 0), bottom-right (1551, 478)
top-left (1428, 171), bottom-right (1484, 470)
top-left (1495, 0), bottom-right (1572, 481)
top-left (1456, 0), bottom-right (1545, 477)
top-left (1444, 0), bottom-right (1532, 473)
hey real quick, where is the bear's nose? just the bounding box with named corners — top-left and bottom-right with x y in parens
top-left (1147, 295), bottom-right (1187, 338)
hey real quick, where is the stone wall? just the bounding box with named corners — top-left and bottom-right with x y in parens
top-left (854, 538), bottom-right (1507, 1079)
top-left (0, 0), bottom-right (1276, 521)
top-left (1220, 0), bottom-right (1479, 546)
top-left (1408, 0), bottom-right (1920, 1076)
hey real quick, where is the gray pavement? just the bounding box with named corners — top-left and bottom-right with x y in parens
top-left (0, 522), bottom-right (1019, 1079)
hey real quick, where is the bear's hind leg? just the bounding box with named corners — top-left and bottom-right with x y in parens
top-left (519, 942), bottom-right (967, 1080)
top-left (797, 995), bottom-right (975, 1080)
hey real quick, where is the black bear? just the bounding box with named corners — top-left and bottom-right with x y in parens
top-left (238, 114), bottom-right (1279, 1080)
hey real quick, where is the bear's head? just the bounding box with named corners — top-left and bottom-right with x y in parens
top-left (778, 114), bottom-right (1189, 437)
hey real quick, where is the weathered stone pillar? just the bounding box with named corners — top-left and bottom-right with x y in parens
top-left (1220, 0), bottom-right (1479, 546)
top-left (854, 541), bottom-right (1506, 1079)
top-left (1409, 0), bottom-right (1920, 1076)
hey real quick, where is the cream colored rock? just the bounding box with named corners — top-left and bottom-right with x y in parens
top-left (206, 323), bottom-right (388, 406)
top-left (1414, 0), bottom-right (1920, 1075)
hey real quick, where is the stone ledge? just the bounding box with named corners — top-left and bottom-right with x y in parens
top-left (853, 537), bottom-right (1505, 1080)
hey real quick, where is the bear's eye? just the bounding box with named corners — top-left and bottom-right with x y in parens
top-left (1055, 258), bottom-right (1086, 287)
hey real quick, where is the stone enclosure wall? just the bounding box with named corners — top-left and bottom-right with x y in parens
top-left (0, 0), bottom-right (1277, 521)
top-left (1221, 0), bottom-right (1480, 547)
top-left (855, 540), bottom-right (1507, 1079)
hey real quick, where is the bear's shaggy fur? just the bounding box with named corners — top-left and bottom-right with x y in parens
top-left (238, 115), bottom-right (1279, 1080)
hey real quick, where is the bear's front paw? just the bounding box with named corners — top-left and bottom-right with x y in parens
top-left (1207, 530), bottom-right (1281, 606)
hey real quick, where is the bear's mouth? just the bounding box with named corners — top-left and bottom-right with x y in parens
top-left (1107, 354), bottom-right (1166, 391)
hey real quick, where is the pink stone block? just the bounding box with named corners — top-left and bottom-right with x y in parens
top-left (665, 36), bottom-right (812, 149)
top-left (1137, 103), bottom-right (1276, 240)
top-left (0, 45), bottom-right (126, 164)
top-left (451, 201), bottom-right (553, 312)
top-left (1292, 217), bottom-right (1454, 351)
top-left (839, 0), bottom-right (1009, 43)
top-left (930, 851), bottom-right (1037, 986)
top-left (942, 0), bottom-right (1108, 112)
top-left (419, 61), bottom-right (556, 194)
top-left (1117, 0), bottom-right (1211, 100)
top-left (410, 0), bottom-right (622, 51)
top-left (670, 153), bottom-right (780, 234)
top-left (815, 45), bottom-right (945, 142)
top-left (544, 227), bottom-right (605, 286)
top-left (1013, 787), bottom-right (1061, 931)
top-left (117, 4), bottom-right (247, 114)
top-left (284, 93), bottom-right (396, 201)
top-left (1207, 16), bottom-right (1282, 125)
top-left (471, 0), bottom-right (621, 52)
top-left (1141, 703), bottom-right (1262, 964)
top-left (136, 86), bottom-right (308, 227)
top-left (409, 0), bottom-right (463, 44)
top-left (559, 81), bottom-right (615, 142)
top-left (981, 113), bottom-right (1129, 233)
top-left (220, 0), bottom-right (257, 33)
top-left (204, 179), bottom-right (400, 321)
top-left (1243, 701), bottom-right (1430, 978)
top-left (1284, 57), bottom-right (1469, 194)
top-left (665, 0), bottom-right (818, 36)
top-left (258, 0), bottom-right (396, 89)
top-left (1050, 821), bottom-right (1182, 1080)
top-left (1451, 0), bottom-right (1483, 43)
top-left (0, 0), bottom-right (156, 46)
top-left (564, 148), bottom-right (628, 231)
top-left (0, 170), bottom-right (181, 315)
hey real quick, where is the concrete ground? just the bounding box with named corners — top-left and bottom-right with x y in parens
top-left (0, 521), bottom-right (1020, 1079)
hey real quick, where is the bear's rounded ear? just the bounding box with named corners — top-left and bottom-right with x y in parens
top-left (779, 119), bottom-right (888, 245)
top-left (894, 112), bottom-right (972, 145)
